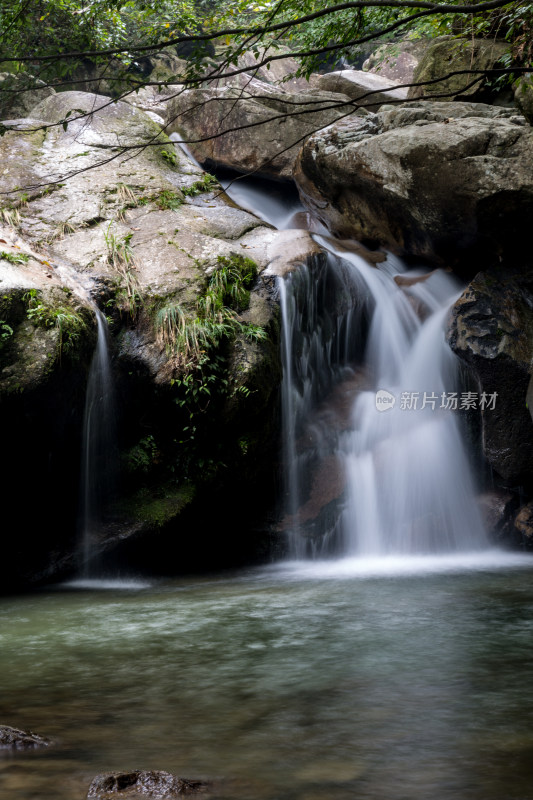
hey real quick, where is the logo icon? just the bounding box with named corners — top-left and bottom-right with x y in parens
top-left (375, 389), bottom-right (396, 412)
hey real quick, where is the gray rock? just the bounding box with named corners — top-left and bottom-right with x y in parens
top-left (0, 724), bottom-right (51, 750)
top-left (141, 53), bottom-right (187, 84)
top-left (165, 84), bottom-right (354, 179)
top-left (87, 770), bottom-right (208, 799)
top-left (230, 48), bottom-right (310, 91)
top-left (477, 490), bottom-right (517, 535)
top-left (0, 72), bottom-right (55, 119)
top-left (362, 39), bottom-right (431, 83)
top-left (317, 69), bottom-right (408, 109)
top-left (407, 36), bottom-right (509, 101)
top-left (378, 99), bottom-right (521, 130)
top-left (294, 101), bottom-right (533, 265)
top-left (514, 74), bottom-right (533, 123)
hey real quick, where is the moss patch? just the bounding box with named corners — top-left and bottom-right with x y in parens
top-left (118, 483), bottom-right (196, 530)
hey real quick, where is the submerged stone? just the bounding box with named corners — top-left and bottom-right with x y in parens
top-left (514, 502), bottom-right (533, 542)
top-left (87, 770), bottom-right (209, 799)
top-left (0, 724), bottom-right (51, 750)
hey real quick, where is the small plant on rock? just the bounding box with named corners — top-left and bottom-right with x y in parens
top-left (22, 288), bottom-right (88, 360)
top-left (104, 223), bottom-right (142, 317)
top-left (0, 250), bottom-right (30, 265)
top-left (155, 189), bottom-right (183, 211)
top-left (161, 148), bottom-right (179, 167)
top-left (0, 320), bottom-right (13, 349)
top-left (182, 173), bottom-right (219, 197)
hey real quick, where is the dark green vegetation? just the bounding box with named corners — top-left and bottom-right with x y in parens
top-left (23, 288), bottom-right (89, 358)
top-left (128, 253), bottom-right (268, 486)
top-left (0, 0), bottom-right (531, 119)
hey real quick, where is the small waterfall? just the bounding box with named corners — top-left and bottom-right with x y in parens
top-left (219, 176), bottom-right (304, 230)
top-left (280, 239), bottom-right (488, 557)
top-left (78, 309), bottom-right (117, 576)
top-left (216, 171), bottom-right (488, 559)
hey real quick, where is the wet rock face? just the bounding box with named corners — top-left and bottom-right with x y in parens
top-left (294, 101), bottom-right (532, 268)
top-left (447, 270), bottom-right (533, 487)
top-left (0, 725), bottom-right (51, 750)
top-left (1, 90), bottom-right (305, 586)
top-left (477, 490), bottom-right (518, 540)
top-left (87, 771), bottom-right (209, 799)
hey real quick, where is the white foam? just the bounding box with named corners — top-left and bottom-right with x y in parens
top-left (62, 578), bottom-right (152, 591)
top-left (267, 550), bottom-right (533, 580)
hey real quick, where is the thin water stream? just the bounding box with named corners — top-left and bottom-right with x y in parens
top-left (78, 309), bottom-right (117, 577)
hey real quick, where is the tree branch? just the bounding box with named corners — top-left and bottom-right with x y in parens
top-left (0, 0), bottom-right (520, 64)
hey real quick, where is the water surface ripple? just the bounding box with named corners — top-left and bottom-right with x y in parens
top-left (1, 559), bottom-right (533, 799)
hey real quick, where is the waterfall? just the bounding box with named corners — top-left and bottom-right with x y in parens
top-left (209, 173), bottom-right (489, 559)
top-left (280, 238), bottom-right (488, 556)
top-left (78, 309), bottom-right (117, 576)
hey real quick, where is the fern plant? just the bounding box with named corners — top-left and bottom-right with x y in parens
top-left (22, 289), bottom-right (88, 360)
top-left (154, 252), bottom-right (264, 368)
top-left (104, 223), bottom-right (142, 317)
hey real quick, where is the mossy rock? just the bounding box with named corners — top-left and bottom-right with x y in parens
top-left (0, 286), bottom-right (94, 395)
top-left (514, 75), bottom-right (533, 124)
top-left (116, 483), bottom-right (196, 530)
top-left (408, 37), bottom-right (508, 101)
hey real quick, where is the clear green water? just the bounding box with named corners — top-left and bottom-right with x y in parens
top-left (2, 554), bottom-right (533, 800)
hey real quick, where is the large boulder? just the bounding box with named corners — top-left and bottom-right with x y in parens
top-left (0, 73), bottom-right (55, 119)
top-left (362, 39), bottom-right (431, 83)
top-left (134, 52), bottom-right (187, 83)
top-left (64, 54), bottom-right (186, 99)
top-left (122, 54), bottom-right (187, 118)
top-left (407, 36), bottom-right (508, 101)
top-left (229, 47), bottom-right (310, 91)
top-left (165, 84), bottom-right (354, 180)
top-left (447, 269), bottom-right (533, 486)
top-left (316, 69), bottom-right (408, 109)
top-left (294, 101), bottom-right (532, 267)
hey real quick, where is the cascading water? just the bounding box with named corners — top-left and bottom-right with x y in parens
top-left (78, 308), bottom-right (117, 576)
top-left (280, 238), bottom-right (488, 556)
top-left (194, 169), bottom-right (489, 560)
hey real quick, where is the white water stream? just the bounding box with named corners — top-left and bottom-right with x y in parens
top-left (78, 308), bottom-right (117, 576)
top-left (321, 240), bottom-right (487, 555)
